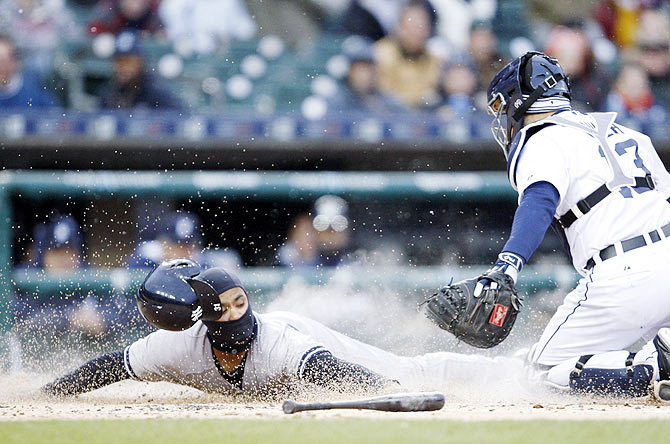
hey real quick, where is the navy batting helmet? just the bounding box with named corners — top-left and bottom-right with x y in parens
top-left (487, 51), bottom-right (571, 158)
top-left (136, 258), bottom-right (225, 331)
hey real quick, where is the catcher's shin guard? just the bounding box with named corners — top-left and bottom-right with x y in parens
top-left (568, 353), bottom-right (654, 398)
top-left (653, 328), bottom-right (670, 402)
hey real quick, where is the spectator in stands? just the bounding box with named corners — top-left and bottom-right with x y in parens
top-left (0, 34), bottom-right (58, 108)
top-left (544, 24), bottom-right (611, 112)
top-left (431, 0), bottom-right (497, 51)
top-left (466, 21), bottom-right (506, 110)
top-left (0, 0), bottom-right (80, 72)
top-left (88, 0), bottom-right (162, 35)
top-left (128, 210), bottom-right (241, 269)
top-left (335, 0), bottom-right (410, 42)
top-left (159, 0), bottom-right (256, 54)
top-left (526, 0), bottom-right (600, 48)
top-left (278, 195), bottom-right (352, 268)
top-left (374, 0), bottom-right (442, 109)
top-left (604, 63), bottom-right (658, 119)
top-left (592, 0), bottom-right (662, 49)
top-left (99, 32), bottom-right (180, 110)
top-left (328, 43), bottom-right (405, 114)
top-left (635, 9), bottom-right (670, 110)
top-left (435, 62), bottom-right (477, 120)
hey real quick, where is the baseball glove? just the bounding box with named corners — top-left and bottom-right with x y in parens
top-left (421, 271), bottom-right (522, 349)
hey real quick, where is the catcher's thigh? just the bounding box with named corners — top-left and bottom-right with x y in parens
top-left (529, 242), bottom-right (670, 368)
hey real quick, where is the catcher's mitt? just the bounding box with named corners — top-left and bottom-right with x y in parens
top-left (421, 271), bottom-right (522, 349)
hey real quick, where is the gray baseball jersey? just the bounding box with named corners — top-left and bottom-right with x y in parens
top-left (126, 312), bottom-right (325, 394)
top-left (125, 311), bottom-right (521, 394)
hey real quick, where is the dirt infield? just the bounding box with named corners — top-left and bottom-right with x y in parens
top-left (2, 374), bottom-right (669, 422)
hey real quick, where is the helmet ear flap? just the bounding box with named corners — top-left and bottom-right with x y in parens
top-left (188, 278), bottom-right (223, 321)
top-left (505, 91), bottom-right (526, 157)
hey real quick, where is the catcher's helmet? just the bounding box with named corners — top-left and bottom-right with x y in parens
top-left (487, 51), bottom-right (571, 158)
top-left (136, 258), bottom-right (224, 331)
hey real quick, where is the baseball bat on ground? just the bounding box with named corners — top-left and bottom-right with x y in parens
top-left (282, 391), bottom-right (445, 414)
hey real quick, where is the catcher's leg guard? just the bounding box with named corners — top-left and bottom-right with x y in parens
top-left (653, 327), bottom-right (670, 402)
top-left (568, 354), bottom-right (654, 397)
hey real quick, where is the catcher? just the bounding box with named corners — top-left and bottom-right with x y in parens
top-left (42, 259), bottom-right (521, 398)
top-left (423, 51), bottom-right (670, 401)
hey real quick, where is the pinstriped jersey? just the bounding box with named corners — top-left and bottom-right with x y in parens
top-left (126, 312), bottom-right (325, 394)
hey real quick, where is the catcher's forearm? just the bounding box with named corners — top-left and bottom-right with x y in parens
top-left (41, 350), bottom-right (131, 396)
top-left (502, 181), bottom-right (559, 262)
top-left (302, 351), bottom-right (394, 391)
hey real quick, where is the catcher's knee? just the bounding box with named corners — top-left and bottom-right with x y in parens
top-left (536, 352), bottom-right (654, 397)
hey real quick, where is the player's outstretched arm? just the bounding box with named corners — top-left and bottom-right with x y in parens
top-left (422, 181), bottom-right (559, 348)
top-left (40, 350), bottom-right (132, 397)
top-left (302, 351), bottom-right (399, 393)
top-left (475, 180), bottom-right (560, 294)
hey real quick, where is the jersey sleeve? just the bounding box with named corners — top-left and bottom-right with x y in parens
top-left (515, 130), bottom-right (570, 204)
top-left (261, 323), bottom-right (328, 379)
top-left (126, 329), bottom-right (190, 382)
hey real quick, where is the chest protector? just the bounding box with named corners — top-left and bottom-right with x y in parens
top-left (508, 112), bottom-right (655, 229)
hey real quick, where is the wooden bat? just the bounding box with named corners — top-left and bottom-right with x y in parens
top-left (282, 391), bottom-right (445, 414)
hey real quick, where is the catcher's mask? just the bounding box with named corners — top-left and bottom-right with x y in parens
top-left (487, 51), bottom-right (571, 158)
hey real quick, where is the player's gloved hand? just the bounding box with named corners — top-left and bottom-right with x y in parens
top-left (474, 252), bottom-right (524, 297)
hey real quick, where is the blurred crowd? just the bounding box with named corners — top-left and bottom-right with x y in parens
top-left (1, 0), bottom-right (670, 122)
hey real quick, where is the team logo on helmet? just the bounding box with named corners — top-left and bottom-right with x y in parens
top-left (514, 99), bottom-right (523, 109)
top-left (191, 306), bottom-right (203, 322)
top-left (213, 303), bottom-right (222, 312)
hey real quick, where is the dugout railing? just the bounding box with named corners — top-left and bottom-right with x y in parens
top-left (0, 170), bottom-right (580, 332)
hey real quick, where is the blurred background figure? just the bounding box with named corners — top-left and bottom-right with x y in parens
top-left (159, 0), bottom-right (256, 54)
top-left (14, 215), bottom-right (108, 342)
top-left (0, 0), bottom-right (80, 72)
top-left (593, 0), bottom-right (651, 49)
top-left (435, 62), bottom-right (477, 121)
top-left (634, 9), bottom-right (670, 110)
top-left (30, 215), bottom-right (83, 272)
top-left (88, 0), bottom-right (163, 36)
top-left (526, 0), bottom-right (600, 47)
top-left (544, 23), bottom-right (611, 112)
top-left (605, 63), bottom-right (658, 119)
top-left (431, 0), bottom-right (497, 51)
top-left (128, 209), bottom-right (241, 269)
top-left (465, 21), bottom-right (506, 110)
top-left (99, 32), bottom-right (180, 109)
top-left (243, 0), bottom-right (330, 50)
top-left (374, 0), bottom-right (442, 109)
top-left (328, 41), bottom-right (405, 114)
top-left (335, 0), bottom-right (407, 42)
top-left (277, 213), bottom-right (318, 268)
top-left (0, 34), bottom-right (58, 108)
top-left (128, 210), bottom-right (203, 268)
top-left (278, 195), bottom-right (352, 268)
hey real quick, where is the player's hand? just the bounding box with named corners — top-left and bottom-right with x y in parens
top-left (474, 252), bottom-right (524, 297)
